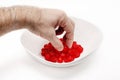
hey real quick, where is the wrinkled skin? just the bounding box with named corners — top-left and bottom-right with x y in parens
top-left (0, 6), bottom-right (75, 51)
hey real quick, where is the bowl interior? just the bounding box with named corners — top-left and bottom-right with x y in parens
top-left (21, 17), bottom-right (102, 67)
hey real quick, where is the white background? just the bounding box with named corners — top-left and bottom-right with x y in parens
top-left (0, 0), bottom-right (120, 80)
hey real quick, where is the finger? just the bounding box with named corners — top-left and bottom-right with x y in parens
top-left (55, 27), bottom-right (64, 35)
top-left (63, 25), bottom-right (74, 48)
top-left (39, 26), bottom-right (64, 51)
top-left (59, 16), bottom-right (74, 48)
top-left (68, 18), bottom-right (75, 27)
top-left (49, 36), bottom-right (63, 51)
top-left (45, 27), bottom-right (63, 51)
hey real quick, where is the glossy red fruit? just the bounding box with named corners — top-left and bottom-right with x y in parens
top-left (44, 54), bottom-right (50, 61)
top-left (67, 55), bottom-right (74, 62)
top-left (74, 51), bottom-right (81, 58)
top-left (50, 56), bottom-right (57, 62)
top-left (63, 45), bottom-right (68, 53)
top-left (57, 57), bottom-right (63, 63)
top-left (64, 54), bottom-right (74, 62)
top-left (41, 38), bottom-right (83, 63)
top-left (60, 53), bottom-right (66, 58)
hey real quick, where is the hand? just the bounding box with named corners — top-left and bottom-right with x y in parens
top-left (28, 8), bottom-right (75, 51)
top-left (0, 6), bottom-right (75, 51)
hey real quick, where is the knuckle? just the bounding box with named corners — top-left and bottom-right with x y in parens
top-left (59, 11), bottom-right (67, 17)
top-left (72, 22), bottom-right (75, 27)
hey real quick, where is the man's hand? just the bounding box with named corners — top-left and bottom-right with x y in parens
top-left (27, 8), bottom-right (75, 51)
top-left (0, 6), bottom-right (75, 51)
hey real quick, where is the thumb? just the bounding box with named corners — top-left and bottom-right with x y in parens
top-left (49, 36), bottom-right (63, 51)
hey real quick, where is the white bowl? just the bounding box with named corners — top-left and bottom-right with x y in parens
top-left (21, 17), bottom-right (103, 67)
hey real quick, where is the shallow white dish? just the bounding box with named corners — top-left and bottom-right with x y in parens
top-left (21, 17), bottom-right (102, 67)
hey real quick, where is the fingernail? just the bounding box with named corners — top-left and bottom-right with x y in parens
top-left (68, 45), bottom-right (72, 48)
top-left (57, 45), bottom-right (63, 51)
top-left (68, 43), bottom-right (73, 49)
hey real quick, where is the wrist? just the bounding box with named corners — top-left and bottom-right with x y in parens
top-left (0, 6), bottom-right (42, 35)
top-left (0, 7), bottom-right (14, 35)
top-left (10, 6), bottom-right (28, 29)
top-left (12, 6), bottom-right (42, 30)
top-left (0, 6), bottom-right (27, 31)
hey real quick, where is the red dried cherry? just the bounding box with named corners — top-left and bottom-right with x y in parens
top-left (40, 38), bottom-right (83, 63)
top-left (57, 57), bottom-right (63, 63)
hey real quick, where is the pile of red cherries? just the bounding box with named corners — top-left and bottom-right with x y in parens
top-left (41, 39), bottom-right (83, 63)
